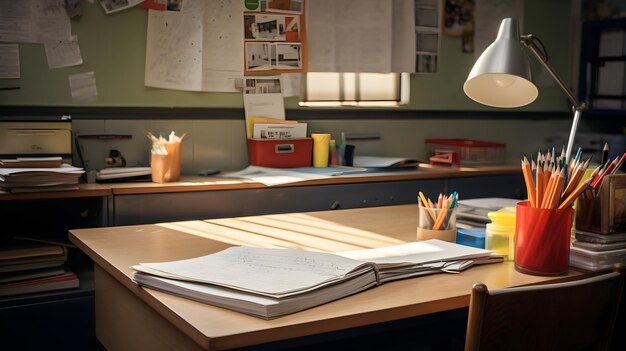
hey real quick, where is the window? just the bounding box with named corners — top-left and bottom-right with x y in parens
top-left (299, 72), bottom-right (410, 107)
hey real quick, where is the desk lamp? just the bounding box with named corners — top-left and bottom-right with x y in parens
top-left (463, 18), bottom-right (585, 162)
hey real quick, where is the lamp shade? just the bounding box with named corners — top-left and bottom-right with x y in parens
top-left (464, 18), bottom-right (538, 108)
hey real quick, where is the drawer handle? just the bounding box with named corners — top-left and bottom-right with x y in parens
top-left (275, 144), bottom-right (294, 153)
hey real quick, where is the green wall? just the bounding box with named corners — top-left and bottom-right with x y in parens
top-left (0, 0), bottom-right (573, 112)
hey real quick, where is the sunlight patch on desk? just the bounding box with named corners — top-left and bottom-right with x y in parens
top-left (156, 214), bottom-right (405, 252)
top-left (235, 215), bottom-right (404, 249)
top-left (157, 221), bottom-right (294, 248)
top-left (209, 218), bottom-right (362, 252)
top-left (177, 179), bottom-right (256, 186)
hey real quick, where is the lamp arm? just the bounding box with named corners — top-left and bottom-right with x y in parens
top-left (521, 34), bottom-right (586, 162)
top-left (521, 35), bottom-right (585, 110)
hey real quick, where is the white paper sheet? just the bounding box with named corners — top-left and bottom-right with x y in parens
top-left (222, 166), bottom-right (339, 186)
top-left (280, 73), bottom-right (302, 97)
top-left (0, 44), bottom-right (19, 79)
top-left (0, 0), bottom-right (35, 43)
top-left (243, 76), bottom-right (285, 121)
top-left (99, 0), bottom-right (144, 14)
top-left (201, 0), bottom-right (244, 92)
top-left (69, 71), bottom-right (98, 103)
top-left (337, 239), bottom-right (494, 265)
top-left (308, 0), bottom-right (393, 72)
top-left (0, 0), bottom-right (71, 44)
top-left (307, 0), bottom-right (426, 73)
top-left (44, 35), bottom-right (83, 69)
top-left (135, 246), bottom-right (369, 297)
top-left (391, 0), bottom-right (416, 73)
top-left (145, 1), bottom-right (205, 91)
top-left (145, 0), bottom-right (244, 92)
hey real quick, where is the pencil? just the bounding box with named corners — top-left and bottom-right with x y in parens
top-left (522, 156), bottom-right (537, 208)
top-left (559, 178), bottom-right (592, 209)
top-left (561, 159), bottom-right (586, 200)
top-left (419, 191), bottom-right (437, 222)
top-left (536, 162), bottom-right (544, 207)
top-left (601, 142), bottom-right (609, 168)
top-left (611, 152), bottom-right (626, 175)
top-left (549, 168), bottom-right (565, 209)
top-left (433, 198), bottom-right (449, 230)
top-left (540, 168), bottom-right (554, 208)
top-left (592, 156), bottom-right (619, 189)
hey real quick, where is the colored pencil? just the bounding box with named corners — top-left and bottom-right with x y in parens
top-left (521, 156), bottom-right (536, 208)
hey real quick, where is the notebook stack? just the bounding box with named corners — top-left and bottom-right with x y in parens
top-left (0, 240), bottom-right (79, 297)
top-left (570, 230), bottom-right (626, 271)
top-left (0, 157), bottom-right (84, 192)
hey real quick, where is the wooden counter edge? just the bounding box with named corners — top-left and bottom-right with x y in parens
top-left (107, 166), bottom-right (521, 195)
top-left (0, 183), bottom-right (112, 200)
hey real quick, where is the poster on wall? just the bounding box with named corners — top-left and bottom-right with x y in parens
top-left (243, 0), bottom-right (307, 75)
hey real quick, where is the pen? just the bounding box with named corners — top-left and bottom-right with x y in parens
top-left (337, 132), bottom-right (346, 166)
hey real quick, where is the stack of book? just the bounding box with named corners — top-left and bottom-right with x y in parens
top-left (570, 229), bottom-right (626, 271)
top-left (0, 240), bottom-right (79, 297)
top-left (0, 157), bottom-right (84, 192)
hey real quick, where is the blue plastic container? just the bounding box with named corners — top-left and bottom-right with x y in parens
top-left (456, 228), bottom-right (486, 249)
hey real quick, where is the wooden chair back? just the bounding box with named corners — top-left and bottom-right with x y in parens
top-left (465, 264), bottom-right (625, 351)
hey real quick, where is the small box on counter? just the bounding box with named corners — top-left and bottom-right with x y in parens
top-left (576, 173), bottom-right (626, 234)
top-left (247, 138), bottom-right (313, 168)
top-left (425, 139), bottom-right (505, 166)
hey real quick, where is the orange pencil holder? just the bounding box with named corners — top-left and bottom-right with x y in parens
top-left (151, 142), bottom-right (181, 183)
top-left (514, 201), bottom-right (572, 276)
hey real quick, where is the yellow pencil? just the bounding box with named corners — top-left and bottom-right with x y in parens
top-left (419, 191), bottom-right (437, 223)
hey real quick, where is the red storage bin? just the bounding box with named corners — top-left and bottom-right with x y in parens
top-left (247, 138), bottom-right (313, 168)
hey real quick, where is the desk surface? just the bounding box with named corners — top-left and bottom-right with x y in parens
top-left (69, 204), bottom-right (586, 350)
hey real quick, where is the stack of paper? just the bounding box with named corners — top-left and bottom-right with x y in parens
top-left (131, 239), bottom-right (502, 319)
top-left (96, 167), bottom-right (151, 182)
top-left (0, 157), bottom-right (63, 168)
top-left (0, 164), bottom-right (84, 192)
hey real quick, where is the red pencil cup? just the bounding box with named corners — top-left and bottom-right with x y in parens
top-left (514, 201), bottom-right (572, 276)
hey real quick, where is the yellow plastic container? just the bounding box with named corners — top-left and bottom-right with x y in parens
top-left (486, 206), bottom-right (516, 260)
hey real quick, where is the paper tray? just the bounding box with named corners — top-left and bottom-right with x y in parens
top-left (247, 138), bottom-right (313, 168)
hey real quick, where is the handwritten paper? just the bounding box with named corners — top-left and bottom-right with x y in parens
top-left (145, 0), bottom-right (204, 91)
top-left (145, 0), bottom-right (244, 92)
top-left (0, 0), bottom-right (37, 43)
top-left (69, 71), bottom-right (97, 103)
top-left (308, 0), bottom-right (392, 72)
top-left (0, 44), bottom-right (20, 79)
top-left (307, 0), bottom-right (427, 73)
top-left (44, 35), bottom-right (83, 69)
top-left (202, 0), bottom-right (244, 92)
top-left (0, 0), bottom-right (71, 44)
top-left (134, 246), bottom-right (370, 297)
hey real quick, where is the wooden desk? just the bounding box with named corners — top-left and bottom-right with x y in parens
top-left (69, 204), bottom-right (587, 351)
top-left (104, 166), bottom-right (523, 225)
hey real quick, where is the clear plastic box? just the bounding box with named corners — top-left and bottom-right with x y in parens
top-left (425, 139), bottom-right (506, 166)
